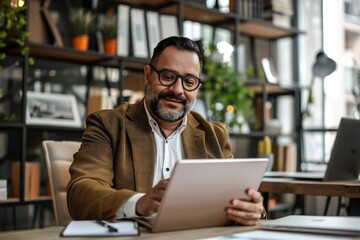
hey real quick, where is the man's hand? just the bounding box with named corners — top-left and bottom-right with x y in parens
top-left (135, 179), bottom-right (169, 216)
top-left (226, 188), bottom-right (265, 226)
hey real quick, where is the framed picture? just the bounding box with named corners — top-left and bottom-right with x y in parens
top-left (130, 8), bottom-right (148, 58)
top-left (26, 91), bottom-right (82, 127)
top-left (146, 11), bottom-right (161, 55)
top-left (117, 4), bottom-right (130, 56)
top-left (160, 14), bottom-right (179, 39)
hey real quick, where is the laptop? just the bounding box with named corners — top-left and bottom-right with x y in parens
top-left (260, 215), bottom-right (360, 236)
top-left (264, 118), bottom-right (360, 181)
top-left (135, 158), bottom-right (268, 232)
top-left (323, 118), bottom-right (360, 181)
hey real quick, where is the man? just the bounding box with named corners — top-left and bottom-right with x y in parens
top-left (67, 36), bottom-right (265, 226)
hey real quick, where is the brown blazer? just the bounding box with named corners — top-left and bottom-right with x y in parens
top-left (67, 99), bottom-right (233, 220)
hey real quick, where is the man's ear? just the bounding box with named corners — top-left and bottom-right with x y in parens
top-left (144, 65), bottom-right (151, 84)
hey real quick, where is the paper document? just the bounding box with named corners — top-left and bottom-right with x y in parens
top-left (61, 220), bottom-right (139, 237)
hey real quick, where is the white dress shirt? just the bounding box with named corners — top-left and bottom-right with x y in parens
top-left (116, 102), bottom-right (186, 218)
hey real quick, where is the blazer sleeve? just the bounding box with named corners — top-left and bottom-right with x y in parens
top-left (67, 109), bottom-right (136, 221)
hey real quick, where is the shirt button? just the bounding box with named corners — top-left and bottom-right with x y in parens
top-left (166, 168), bottom-right (170, 171)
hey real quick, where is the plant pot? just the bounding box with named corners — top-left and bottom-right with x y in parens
top-left (72, 34), bottom-right (89, 51)
top-left (103, 39), bottom-right (117, 55)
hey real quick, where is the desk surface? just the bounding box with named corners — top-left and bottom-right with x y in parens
top-left (0, 225), bottom-right (259, 240)
top-left (260, 178), bottom-right (360, 198)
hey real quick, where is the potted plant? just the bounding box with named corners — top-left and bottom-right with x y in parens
top-left (69, 8), bottom-right (92, 51)
top-left (0, 0), bottom-right (34, 71)
top-left (99, 11), bottom-right (117, 55)
top-left (201, 44), bottom-right (256, 132)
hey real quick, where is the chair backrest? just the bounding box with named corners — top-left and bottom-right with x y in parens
top-left (42, 140), bottom-right (81, 226)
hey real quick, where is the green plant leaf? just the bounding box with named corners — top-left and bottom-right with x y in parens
top-left (201, 44), bottom-right (256, 129)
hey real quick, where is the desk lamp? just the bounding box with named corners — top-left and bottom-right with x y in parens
top-left (302, 51), bottom-right (336, 118)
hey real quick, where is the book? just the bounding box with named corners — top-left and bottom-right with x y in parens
top-left (0, 179), bottom-right (7, 201)
top-left (0, 179), bottom-right (6, 188)
top-left (11, 162), bottom-right (40, 199)
top-left (264, 12), bottom-right (292, 28)
top-left (61, 220), bottom-right (139, 237)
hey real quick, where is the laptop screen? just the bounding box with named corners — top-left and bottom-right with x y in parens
top-left (324, 118), bottom-right (360, 181)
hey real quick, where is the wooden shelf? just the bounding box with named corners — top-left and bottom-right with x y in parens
top-left (247, 84), bottom-right (296, 95)
top-left (159, 2), bottom-right (233, 25)
top-left (117, 0), bottom-right (299, 40)
top-left (230, 131), bottom-right (296, 138)
top-left (0, 196), bottom-right (52, 206)
top-left (237, 20), bottom-right (302, 39)
top-left (27, 43), bottom-right (148, 70)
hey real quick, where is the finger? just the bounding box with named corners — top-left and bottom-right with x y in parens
top-left (155, 179), bottom-right (169, 190)
top-left (227, 207), bottom-right (262, 220)
top-left (246, 188), bottom-right (263, 203)
top-left (226, 208), bottom-right (260, 226)
top-left (231, 199), bottom-right (263, 214)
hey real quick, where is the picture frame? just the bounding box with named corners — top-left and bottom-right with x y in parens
top-left (117, 4), bottom-right (130, 57)
top-left (26, 91), bottom-right (82, 127)
top-left (130, 8), bottom-right (148, 58)
top-left (146, 11), bottom-right (161, 56)
top-left (160, 14), bottom-right (179, 39)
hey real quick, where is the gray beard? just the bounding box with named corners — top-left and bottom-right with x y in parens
top-left (145, 85), bottom-right (195, 122)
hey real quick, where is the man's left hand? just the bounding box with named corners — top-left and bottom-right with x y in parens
top-left (226, 188), bottom-right (265, 226)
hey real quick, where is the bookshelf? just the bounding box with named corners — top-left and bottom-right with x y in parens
top-left (0, 0), bottom-right (303, 229)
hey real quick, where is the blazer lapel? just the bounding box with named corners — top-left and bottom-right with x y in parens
top-left (126, 100), bottom-right (155, 192)
top-left (182, 115), bottom-right (207, 159)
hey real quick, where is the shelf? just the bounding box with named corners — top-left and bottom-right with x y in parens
top-left (25, 43), bottom-right (148, 70)
top-left (302, 128), bottom-right (338, 132)
top-left (236, 20), bottom-right (302, 39)
top-left (0, 196), bottom-right (52, 207)
top-left (117, 0), bottom-right (168, 6)
top-left (247, 84), bottom-right (297, 95)
top-left (117, 0), bottom-right (299, 40)
top-left (230, 131), bottom-right (296, 138)
top-left (27, 125), bottom-right (85, 132)
top-left (0, 122), bottom-right (24, 130)
top-left (158, 2), bottom-right (234, 25)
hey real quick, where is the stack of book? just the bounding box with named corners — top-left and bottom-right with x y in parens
top-left (263, 0), bottom-right (293, 28)
top-left (236, 0), bottom-right (264, 19)
top-left (0, 179), bottom-right (7, 201)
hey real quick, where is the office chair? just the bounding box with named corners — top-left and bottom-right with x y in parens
top-left (42, 140), bottom-right (81, 226)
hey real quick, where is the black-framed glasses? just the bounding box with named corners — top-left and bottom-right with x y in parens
top-left (149, 65), bottom-right (202, 91)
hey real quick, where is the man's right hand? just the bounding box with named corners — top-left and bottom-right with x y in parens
top-left (135, 179), bottom-right (169, 216)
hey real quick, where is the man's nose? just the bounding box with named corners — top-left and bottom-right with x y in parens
top-left (169, 77), bottom-right (184, 94)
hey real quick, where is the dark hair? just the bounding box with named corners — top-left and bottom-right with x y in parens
top-left (150, 36), bottom-right (203, 69)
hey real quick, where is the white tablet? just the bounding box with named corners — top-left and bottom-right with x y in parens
top-left (139, 158), bottom-right (268, 233)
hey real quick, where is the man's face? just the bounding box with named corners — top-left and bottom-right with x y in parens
top-left (144, 46), bottom-right (201, 122)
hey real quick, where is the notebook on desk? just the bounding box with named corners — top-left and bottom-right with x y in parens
top-left (260, 215), bottom-right (360, 236)
top-left (264, 118), bottom-right (360, 182)
top-left (134, 158), bottom-right (269, 233)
